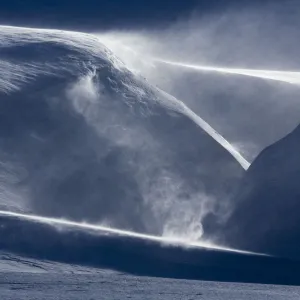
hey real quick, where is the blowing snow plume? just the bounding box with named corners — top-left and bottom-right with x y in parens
top-left (0, 25), bottom-right (246, 245)
top-left (153, 59), bottom-right (300, 85)
top-left (98, 5), bottom-right (300, 162)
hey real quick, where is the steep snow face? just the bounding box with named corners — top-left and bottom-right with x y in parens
top-left (0, 25), bottom-right (245, 239)
top-left (223, 124), bottom-right (300, 259)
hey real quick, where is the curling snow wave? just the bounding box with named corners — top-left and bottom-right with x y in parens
top-left (0, 25), bottom-right (256, 276)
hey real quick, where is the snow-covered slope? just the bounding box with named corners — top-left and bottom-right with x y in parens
top-left (223, 123), bottom-right (300, 259)
top-left (0, 25), bottom-right (246, 239)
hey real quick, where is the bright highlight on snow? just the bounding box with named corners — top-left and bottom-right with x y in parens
top-left (154, 59), bottom-right (300, 85)
top-left (96, 36), bottom-right (300, 85)
top-left (178, 101), bottom-right (250, 170)
top-left (0, 210), bottom-right (265, 255)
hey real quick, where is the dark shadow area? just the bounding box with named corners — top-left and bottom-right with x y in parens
top-left (223, 124), bottom-right (300, 260)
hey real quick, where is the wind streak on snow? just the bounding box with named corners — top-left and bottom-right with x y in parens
top-left (0, 210), bottom-right (265, 256)
top-left (154, 59), bottom-right (300, 85)
top-left (188, 105), bottom-right (250, 169)
top-left (157, 88), bottom-right (250, 170)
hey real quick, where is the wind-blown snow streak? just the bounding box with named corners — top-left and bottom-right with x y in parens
top-left (159, 89), bottom-right (250, 169)
top-left (155, 59), bottom-right (300, 85)
top-left (160, 90), bottom-right (250, 170)
top-left (0, 210), bottom-right (264, 255)
top-left (95, 38), bottom-right (300, 85)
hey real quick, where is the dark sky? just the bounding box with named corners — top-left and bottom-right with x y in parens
top-left (0, 0), bottom-right (278, 31)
